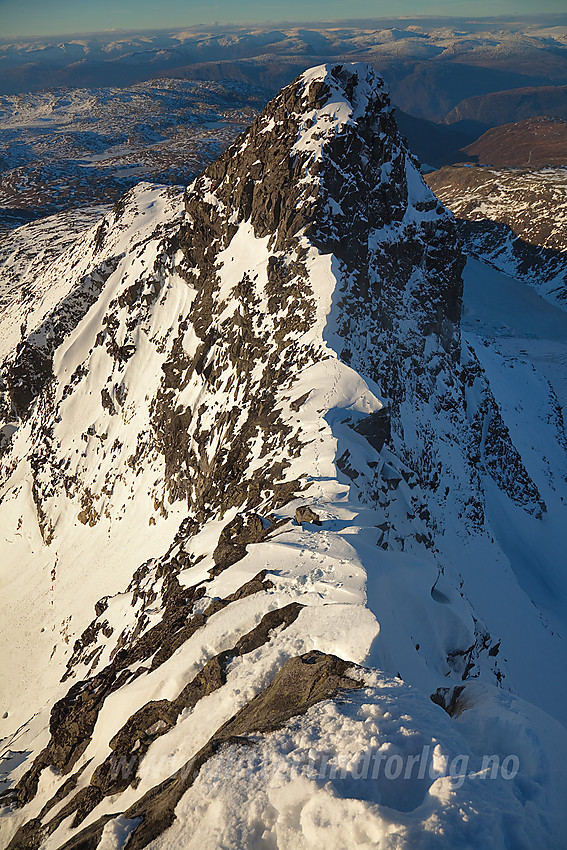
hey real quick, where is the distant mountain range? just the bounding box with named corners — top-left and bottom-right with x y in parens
top-left (443, 84), bottom-right (567, 134)
top-left (1, 18), bottom-right (566, 125)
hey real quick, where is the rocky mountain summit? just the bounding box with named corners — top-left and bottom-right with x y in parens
top-left (1, 63), bottom-right (567, 849)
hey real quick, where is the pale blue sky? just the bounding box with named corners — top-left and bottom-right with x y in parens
top-left (0, 0), bottom-right (565, 39)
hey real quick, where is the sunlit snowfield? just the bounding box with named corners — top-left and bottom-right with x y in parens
top-left (1, 61), bottom-right (567, 849)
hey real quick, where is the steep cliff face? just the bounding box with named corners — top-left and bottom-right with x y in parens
top-left (1, 64), bottom-right (567, 850)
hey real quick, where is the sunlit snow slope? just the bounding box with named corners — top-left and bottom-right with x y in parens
top-left (1, 64), bottom-right (567, 850)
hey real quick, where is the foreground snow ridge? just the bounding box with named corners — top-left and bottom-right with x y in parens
top-left (1, 63), bottom-right (567, 849)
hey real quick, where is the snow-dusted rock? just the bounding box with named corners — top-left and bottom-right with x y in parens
top-left (1, 64), bottom-right (567, 850)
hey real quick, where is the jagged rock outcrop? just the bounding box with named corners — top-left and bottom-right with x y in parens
top-left (1, 64), bottom-right (567, 850)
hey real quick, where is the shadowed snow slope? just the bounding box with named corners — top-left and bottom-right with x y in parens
top-left (1, 63), bottom-right (567, 850)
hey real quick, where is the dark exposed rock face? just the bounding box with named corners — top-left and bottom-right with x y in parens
top-left (431, 685), bottom-right (467, 717)
top-left (220, 649), bottom-right (361, 735)
top-left (295, 505), bottom-right (322, 525)
top-left (12, 564), bottom-right (278, 810)
top-left (211, 513), bottom-right (269, 575)
top-left (0, 63), bottom-right (550, 850)
top-left (50, 652), bottom-right (363, 850)
top-left (7, 596), bottom-right (304, 846)
top-left (149, 61), bottom-right (491, 538)
top-left (352, 408), bottom-right (391, 453)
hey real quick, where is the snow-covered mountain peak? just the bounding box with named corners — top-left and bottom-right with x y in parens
top-left (186, 62), bottom-right (440, 256)
top-left (1, 64), bottom-right (567, 849)
top-left (290, 62), bottom-right (388, 142)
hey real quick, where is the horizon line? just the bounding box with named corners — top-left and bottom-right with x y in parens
top-left (2, 12), bottom-right (566, 42)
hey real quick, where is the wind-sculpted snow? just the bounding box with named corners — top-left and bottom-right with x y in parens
top-left (1, 64), bottom-right (567, 849)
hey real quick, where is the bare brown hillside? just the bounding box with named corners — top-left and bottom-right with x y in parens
top-left (462, 117), bottom-right (567, 167)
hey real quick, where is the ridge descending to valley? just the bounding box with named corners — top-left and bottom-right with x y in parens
top-left (1, 63), bottom-right (567, 849)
